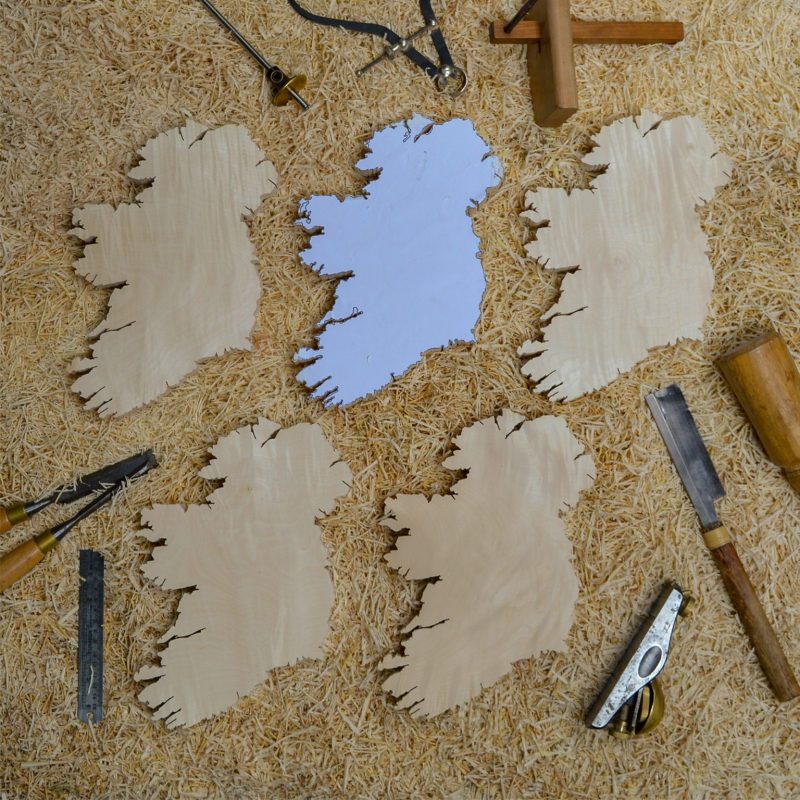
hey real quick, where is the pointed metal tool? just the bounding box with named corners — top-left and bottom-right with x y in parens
top-left (196, 0), bottom-right (309, 110)
top-left (0, 451), bottom-right (157, 535)
top-left (646, 384), bottom-right (799, 702)
top-left (0, 456), bottom-right (157, 594)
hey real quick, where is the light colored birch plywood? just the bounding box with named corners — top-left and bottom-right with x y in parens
top-left (380, 410), bottom-right (595, 718)
top-left (70, 120), bottom-right (278, 416)
top-left (518, 111), bottom-right (732, 401)
top-left (295, 114), bottom-right (502, 406)
top-left (135, 419), bottom-right (351, 728)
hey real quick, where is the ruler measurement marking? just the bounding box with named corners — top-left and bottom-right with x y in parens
top-left (78, 549), bottom-right (104, 723)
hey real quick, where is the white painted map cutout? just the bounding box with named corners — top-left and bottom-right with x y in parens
top-left (296, 114), bottom-right (502, 406)
top-left (518, 111), bottom-right (732, 401)
top-left (381, 410), bottom-right (595, 718)
top-left (70, 120), bottom-right (277, 416)
top-left (135, 419), bottom-right (351, 728)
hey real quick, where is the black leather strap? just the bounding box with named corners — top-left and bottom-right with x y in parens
top-left (286, 0), bottom-right (451, 80)
top-left (418, 0), bottom-right (454, 70)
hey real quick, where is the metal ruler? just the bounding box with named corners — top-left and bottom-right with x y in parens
top-left (78, 549), bottom-right (104, 723)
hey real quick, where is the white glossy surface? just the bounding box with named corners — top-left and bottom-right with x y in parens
top-left (296, 114), bottom-right (502, 406)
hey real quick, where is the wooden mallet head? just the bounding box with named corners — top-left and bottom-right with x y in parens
top-left (717, 329), bottom-right (800, 493)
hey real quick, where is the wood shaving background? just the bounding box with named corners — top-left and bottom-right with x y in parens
top-left (1, 0), bottom-right (798, 797)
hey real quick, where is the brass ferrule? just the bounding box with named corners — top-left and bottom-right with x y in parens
top-left (702, 525), bottom-right (732, 551)
top-left (34, 530), bottom-right (59, 554)
top-left (6, 503), bottom-right (29, 527)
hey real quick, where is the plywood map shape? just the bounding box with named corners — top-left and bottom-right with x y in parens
top-left (381, 410), bottom-right (595, 718)
top-left (296, 114), bottom-right (502, 406)
top-left (135, 419), bottom-right (351, 728)
top-left (518, 111), bottom-right (732, 401)
top-left (70, 120), bottom-right (277, 416)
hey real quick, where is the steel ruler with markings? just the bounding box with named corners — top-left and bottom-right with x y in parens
top-left (78, 549), bottom-right (104, 723)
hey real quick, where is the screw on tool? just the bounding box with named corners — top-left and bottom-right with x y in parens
top-left (196, 0), bottom-right (309, 110)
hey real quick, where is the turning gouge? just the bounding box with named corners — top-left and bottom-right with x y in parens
top-left (0, 455), bottom-right (157, 594)
top-left (647, 384), bottom-right (799, 701)
top-left (0, 451), bottom-right (156, 535)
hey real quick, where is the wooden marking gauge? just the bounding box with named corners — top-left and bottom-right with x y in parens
top-left (490, 0), bottom-right (684, 127)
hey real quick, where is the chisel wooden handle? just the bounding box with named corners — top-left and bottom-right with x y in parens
top-left (706, 530), bottom-right (799, 701)
top-left (0, 532), bottom-right (57, 593)
top-left (0, 504), bottom-right (28, 535)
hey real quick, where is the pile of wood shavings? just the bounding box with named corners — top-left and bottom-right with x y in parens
top-left (1, 0), bottom-right (798, 797)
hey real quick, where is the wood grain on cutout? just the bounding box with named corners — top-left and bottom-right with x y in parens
top-left (135, 419), bottom-right (352, 728)
top-left (518, 111), bottom-right (732, 402)
top-left (70, 120), bottom-right (278, 416)
top-left (380, 410), bottom-right (595, 718)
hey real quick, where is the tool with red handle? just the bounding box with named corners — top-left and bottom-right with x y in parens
top-left (646, 385), bottom-right (799, 702)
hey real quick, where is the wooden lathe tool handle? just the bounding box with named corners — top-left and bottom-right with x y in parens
top-left (0, 503), bottom-right (28, 535)
top-left (706, 530), bottom-right (799, 701)
top-left (717, 329), bottom-right (800, 493)
top-left (0, 532), bottom-right (57, 593)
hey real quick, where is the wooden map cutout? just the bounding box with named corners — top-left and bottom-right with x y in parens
top-left (381, 410), bottom-right (595, 718)
top-left (70, 120), bottom-right (278, 416)
top-left (518, 111), bottom-right (732, 401)
top-left (135, 419), bottom-right (351, 728)
top-left (295, 114), bottom-right (502, 406)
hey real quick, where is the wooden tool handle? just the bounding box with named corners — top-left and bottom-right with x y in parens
top-left (717, 329), bottom-right (800, 493)
top-left (0, 532), bottom-right (57, 593)
top-left (490, 19), bottom-right (685, 45)
top-left (0, 503), bottom-right (27, 535)
top-left (708, 537), bottom-right (800, 701)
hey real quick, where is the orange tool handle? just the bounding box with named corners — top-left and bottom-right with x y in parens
top-left (706, 530), bottom-right (800, 702)
top-left (0, 532), bottom-right (57, 593)
top-left (0, 503), bottom-right (28, 535)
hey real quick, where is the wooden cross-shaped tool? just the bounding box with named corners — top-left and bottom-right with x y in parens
top-left (490, 0), bottom-right (684, 127)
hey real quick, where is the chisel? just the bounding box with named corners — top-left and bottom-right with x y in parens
top-left (0, 456), bottom-right (156, 593)
top-left (0, 452), bottom-right (155, 535)
top-left (647, 384), bottom-right (799, 701)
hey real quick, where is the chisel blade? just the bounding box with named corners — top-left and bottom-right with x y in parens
top-left (53, 451), bottom-right (157, 505)
top-left (646, 384), bottom-right (725, 530)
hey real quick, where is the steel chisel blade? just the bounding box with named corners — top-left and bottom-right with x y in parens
top-left (54, 451), bottom-right (157, 505)
top-left (646, 384), bottom-right (725, 530)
